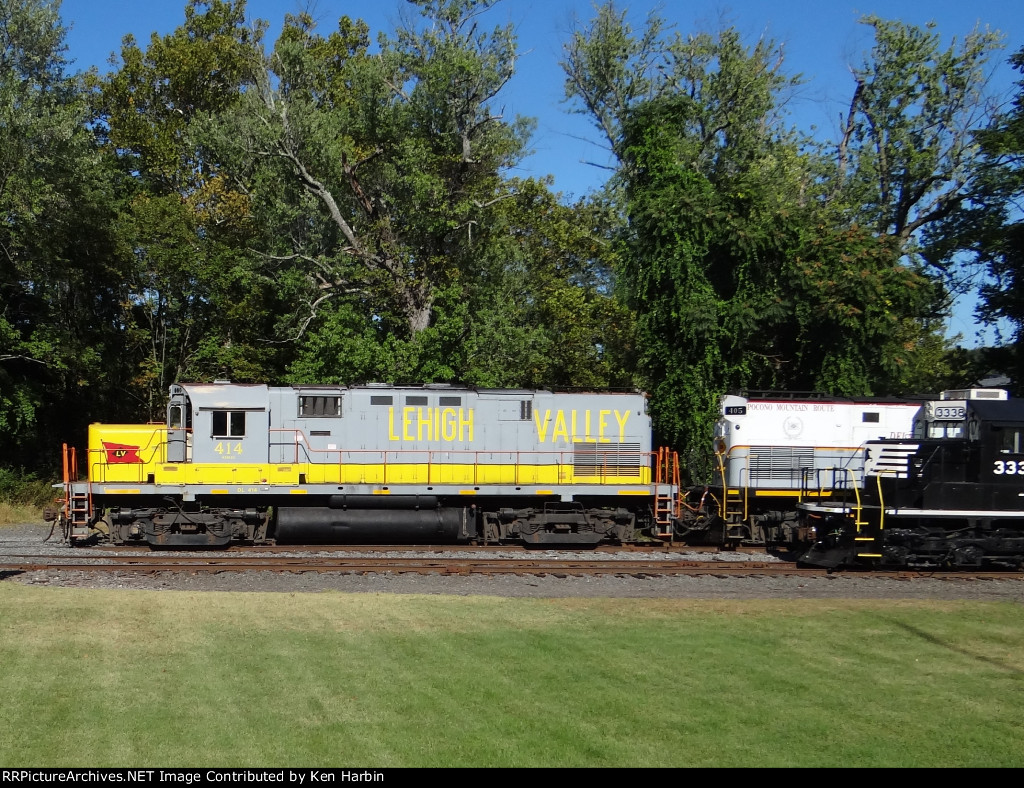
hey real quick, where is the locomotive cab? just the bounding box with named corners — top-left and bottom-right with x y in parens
top-left (882, 400), bottom-right (1024, 512)
top-left (166, 387), bottom-right (191, 462)
top-left (174, 383), bottom-right (270, 467)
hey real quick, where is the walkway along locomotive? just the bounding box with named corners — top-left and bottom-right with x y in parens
top-left (53, 383), bottom-right (683, 547)
top-left (798, 397), bottom-right (1024, 570)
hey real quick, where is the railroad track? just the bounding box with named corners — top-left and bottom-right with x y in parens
top-left (0, 554), bottom-right (795, 576)
top-left (0, 551), bottom-right (1021, 580)
top-left (96, 542), bottom-right (769, 554)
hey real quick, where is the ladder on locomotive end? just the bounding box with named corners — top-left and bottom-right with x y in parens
top-left (61, 444), bottom-right (92, 541)
top-left (653, 447), bottom-right (681, 540)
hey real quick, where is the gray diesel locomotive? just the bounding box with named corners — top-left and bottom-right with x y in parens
top-left (55, 383), bottom-right (679, 548)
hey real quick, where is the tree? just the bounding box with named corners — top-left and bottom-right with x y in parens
top-left (0, 0), bottom-right (128, 470)
top-left (617, 94), bottom-right (808, 474)
top-left (564, 6), bottom-right (816, 475)
top-left (831, 16), bottom-right (1005, 306)
top-left (967, 46), bottom-right (1024, 392)
top-left (203, 0), bottom-right (534, 385)
top-left (451, 178), bottom-right (635, 389)
top-left (94, 0), bottom-right (285, 413)
top-left (93, 0), bottom-right (628, 399)
top-left (563, 5), bottom-right (996, 476)
top-left (97, 0), bottom-right (265, 194)
top-left (562, 2), bottom-right (673, 165)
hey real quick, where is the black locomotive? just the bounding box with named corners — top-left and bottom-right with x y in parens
top-left (798, 399), bottom-right (1024, 570)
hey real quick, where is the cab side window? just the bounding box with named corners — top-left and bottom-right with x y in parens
top-left (998, 427), bottom-right (1023, 454)
top-left (212, 411), bottom-right (246, 438)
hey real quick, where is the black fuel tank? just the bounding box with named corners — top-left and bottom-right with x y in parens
top-left (274, 506), bottom-right (470, 544)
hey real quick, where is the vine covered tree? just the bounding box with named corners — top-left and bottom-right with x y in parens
top-left (563, 3), bottom-right (1002, 477)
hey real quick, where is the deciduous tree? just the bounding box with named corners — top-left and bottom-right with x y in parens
top-left (0, 0), bottom-right (127, 468)
top-left (207, 0), bottom-right (533, 383)
top-left (95, 0), bottom-right (283, 412)
top-left (563, 4), bottom-right (991, 476)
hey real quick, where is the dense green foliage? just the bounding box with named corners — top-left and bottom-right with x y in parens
top-left (0, 0), bottom-right (1020, 481)
top-left (0, 0), bottom-right (132, 467)
top-left (562, 4), bottom-right (1007, 476)
top-left (953, 46), bottom-right (1024, 394)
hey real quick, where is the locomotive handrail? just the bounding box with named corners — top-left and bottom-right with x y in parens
top-left (799, 464), bottom-right (859, 499)
top-left (267, 428), bottom-right (652, 486)
top-left (61, 442), bottom-right (77, 513)
top-left (61, 443), bottom-right (95, 540)
top-left (714, 446), bottom-right (731, 520)
top-left (721, 446), bottom-right (865, 489)
top-left (802, 466), bottom-right (864, 528)
top-left (719, 446), bottom-right (751, 522)
top-left (652, 446), bottom-right (682, 525)
top-left (720, 444), bottom-right (871, 532)
top-left (721, 445), bottom-right (863, 485)
top-left (724, 443), bottom-right (874, 452)
top-left (872, 468), bottom-right (906, 533)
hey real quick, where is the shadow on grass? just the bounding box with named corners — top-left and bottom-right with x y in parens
top-left (886, 616), bottom-right (1024, 677)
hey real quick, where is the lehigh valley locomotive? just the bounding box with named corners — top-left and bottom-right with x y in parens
top-left (54, 383), bottom-right (680, 548)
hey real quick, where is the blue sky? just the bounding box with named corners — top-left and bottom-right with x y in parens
top-left (56, 0), bottom-right (1024, 345)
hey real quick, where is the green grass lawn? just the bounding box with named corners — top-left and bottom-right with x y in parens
top-left (0, 585), bottom-right (1022, 767)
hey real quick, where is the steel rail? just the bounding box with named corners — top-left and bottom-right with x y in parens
top-left (1, 554), bottom-right (1021, 580)
top-left (0, 556), bottom-right (807, 576)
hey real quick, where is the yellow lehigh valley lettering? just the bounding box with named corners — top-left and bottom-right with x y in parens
top-left (533, 409), bottom-right (630, 444)
top-left (388, 407), bottom-right (474, 442)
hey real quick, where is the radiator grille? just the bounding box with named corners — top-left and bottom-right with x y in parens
top-left (748, 446), bottom-right (815, 480)
top-left (573, 443), bottom-right (643, 477)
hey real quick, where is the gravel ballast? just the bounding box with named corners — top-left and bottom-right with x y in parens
top-left (3, 522), bottom-right (1022, 601)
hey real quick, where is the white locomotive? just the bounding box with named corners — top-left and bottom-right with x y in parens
top-left (686, 389), bottom-right (1009, 549)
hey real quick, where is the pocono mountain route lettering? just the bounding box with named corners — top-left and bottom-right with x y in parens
top-left (746, 403), bottom-right (836, 412)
